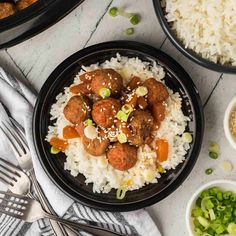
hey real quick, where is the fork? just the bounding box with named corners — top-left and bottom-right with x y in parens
top-left (0, 191), bottom-right (124, 236)
top-left (0, 157), bottom-right (32, 197)
top-left (0, 119), bottom-right (80, 236)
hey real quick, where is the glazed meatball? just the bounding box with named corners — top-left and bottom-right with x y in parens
top-left (16, 0), bottom-right (38, 10)
top-left (92, 98), bottom-right (120, 128)
top-left (128, 110), bottom-right (154, 146)
top-left (107, 143), bottom-right (137, 171)
top-left (143, 78), bottom-right (169, 105)
top-left (86, 69), bottom-right (123, 96)
top-left (63, 95), bottom-right (91, 124)
top-left (152, 102), bottom-right (166, 123)
top-left (0, 3), bottom-right (16, 20)
top-left (82, 134), bottom-right (110, 156)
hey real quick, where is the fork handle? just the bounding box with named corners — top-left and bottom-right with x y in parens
top-left (29, 169), bottom-right (81, 236)
top-left (44, 213), bottom-right (124, 236)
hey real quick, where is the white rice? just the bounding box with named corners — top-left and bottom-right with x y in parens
top-left (163, 0), bottom-right (236, 66)
top-left (46, 54), bottom-right (190, 193)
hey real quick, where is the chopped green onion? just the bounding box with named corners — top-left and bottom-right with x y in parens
top-left (221, 160), bottom-right (233, 172)
top-left (208, 142), bottom-right (220, 154)
top-left (209, 151), bottom-right (218, 159)
top-left (50, 146), bottom-right (60, 154)
top-left (83, 118), bottom-right (94, 126)
top-left (182, 132), bottom-right (193, 143)
top-left (157, 165), bottom-right (165, 173)
top-left (202, 233), bottom-right (211, 236)
top-left (116, 110), bottom-right (129, 122)
top-left (223, 191), bottom-right (232, 200)
top-left (121, 104), bottom-right (133, 114)
top-left (130, 14), bottom-right (140, 25)
top-left (197, 216), bottom-right (210, 228)
top-left (217, 205), bottom-right (226, 211)
top-left (208, 209), bottom-right (216, 220)
top-left (116, 8), bottom-right (133, 18)
top-left (136, 86), bottom-right (148, 97)
top-left (109, 7), bottom-right (118, 17)
top-left (216, 192), bottom-right (223, 201)
top-left (227, 222), bottom-right (236, 234)
top-left (99, 87), bottom-right (111, 98)
top-left (205, 168), bottom-right (213, 175)
top-left (116, 188), bottom-right (127, 200)
top-left (117, 133), bottom-right (127, 143)
top-left (191, 207), bottom-right (203, 217)
top-left (125, 27), bottom-right (134, 36)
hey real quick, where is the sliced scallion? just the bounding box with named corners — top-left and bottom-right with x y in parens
top-left (50, 146), bottom-right (60, 154)
top-left (205, 168), bottom-right (213, 175)
top-left (117, 133), bottom-right (127, 143)
top-left (125, 27), bottom-right (134, 36)
top-left (130, 14), bottom-right (140, 25)
top-left (116, 188), bottom-right (127, 200)
top-left (99, 87), bottom-right (111, 98)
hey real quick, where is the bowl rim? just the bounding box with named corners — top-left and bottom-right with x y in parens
top-left (186, 179), bottom-right (236, 236)
top-left (152, 0), bottom-right (236, 74)
top-left (224, 96), bottom-right (236, 150)
top-left (33, 40), bottom-right (204, 211)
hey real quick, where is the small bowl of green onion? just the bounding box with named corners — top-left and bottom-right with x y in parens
top-left (186, 180), bottom-right (236, 236)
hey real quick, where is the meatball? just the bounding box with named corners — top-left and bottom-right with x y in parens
top-left (0, 3), bottom-right (16, 20)
top-left (128, 110), bottom-right (154, 146)
top-left (143, 78), bottom-right (169, 105)
top-left (88, 69), bottom-right (123, 96)
top-left (16, 0), bottom-right (38, 10)
top-left (152, 102), bottom-right (166, 123)
top-left (63, 95), bottom-right (90, 124)
top-left (107, 143), bottom-right (137, 171)
top-left (82, 134), bottom-right (110, 156)
top-left (92, 98), bottom-right (120, 128)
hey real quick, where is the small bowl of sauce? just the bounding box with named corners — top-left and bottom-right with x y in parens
top-left (224, 96), bottom-right (236, 150)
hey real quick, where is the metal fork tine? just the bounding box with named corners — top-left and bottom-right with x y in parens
top-left (0, 169), bottom-right (15, 184)
top-left (9, 119), bottom-right (28, 148)
top-left (0, 126), bottom-right (21, 157)
top-left (9, 117), bottom-right (25, 134)
top-left (0, 176), bottom-right (11, 186)
top-left (0, 209), bottom-right (23, 220)
top-left (0, 157), bottom-right (21, 174)
top-left (3, 121), bottom-right (29, 152)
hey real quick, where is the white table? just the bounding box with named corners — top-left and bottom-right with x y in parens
top-left (0, 1), bottom-right (236, 235)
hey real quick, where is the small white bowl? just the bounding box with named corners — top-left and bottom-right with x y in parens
top-left (186, 179), bottom-right (236, 236)
top-left (224, 96), bottom-right (236, 150)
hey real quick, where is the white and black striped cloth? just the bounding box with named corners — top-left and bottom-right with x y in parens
top-left (0, 68), bottom-right (161, 236)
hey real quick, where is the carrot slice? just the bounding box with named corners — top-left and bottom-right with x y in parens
top-left (50, 137), bottom-right (68, 151)
top-left (156, 139), bottom-right (169, 162)
top-left (63, 125), bottom-right (80, 139)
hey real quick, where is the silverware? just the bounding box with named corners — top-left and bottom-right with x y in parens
top-left (0, 157), bottom-right (33, 197)
top-left (0, 191), bottom-right (124, 236)
top-left (0, 119), bottom-right (79, 236)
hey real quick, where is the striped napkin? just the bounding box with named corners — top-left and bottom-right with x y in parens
top-left (0, 67), bottom-right (161, 236)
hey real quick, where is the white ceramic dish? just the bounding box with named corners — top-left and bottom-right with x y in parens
top-left (186, 179), bottom-right (236, 236)
top-left (224, 96), bottom-right (236, 151)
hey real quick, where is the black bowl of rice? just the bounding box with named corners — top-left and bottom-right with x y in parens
top-left (33, 41), bottom-right (204, 211)
top-left (153, 0), bottom-right (236, 73)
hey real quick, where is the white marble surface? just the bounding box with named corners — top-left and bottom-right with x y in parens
top-left (0, 0), bottom-right (236, 235)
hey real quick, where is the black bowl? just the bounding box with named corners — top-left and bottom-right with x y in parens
top-left (33, 41), bottom-right (204, 211)
top-left (0, 0), bottom-right (84, 49)
top-left (153, 0), bottom-right (236, 74)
